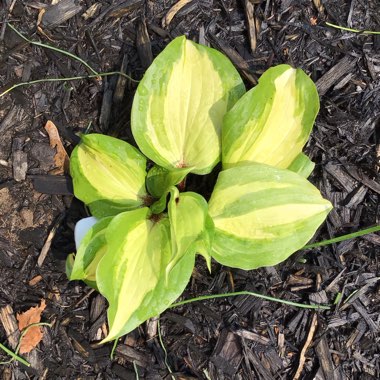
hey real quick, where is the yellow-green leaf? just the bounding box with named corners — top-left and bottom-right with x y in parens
top-left (146, 165), bottom-right (192, 198)
top-left (70, 134), bottom-right (149, 217)
top-left (70, 217), bottom-right (113, 286)
top-left (222, 65), bottom-right (319, 169)
top-left (96, 208), bottom-right (166, 341)
top-left (288, 153), bottom-right (315, 178)
top-left (167, 187), bottom-right (212, 275)
top-left (96, 207), bottom-right (198, 342)
top-left (132, 36), bottom-right (245, 175)
top-left (208, 163), bottom-right (332, 269)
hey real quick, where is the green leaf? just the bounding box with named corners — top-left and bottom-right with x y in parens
top-left (110, 250), bottom-right (195, 342)
top-left (96, 208), bottom-right (165, 341)
top-left (70, 134), bottom-right (149, 217)
top-left (222, 65), bottom-right (319, 170)
top-left (288, 153), bottom-right (315, 178)
top-left (97, 190), bottom-right (215, 342)
top-left (131, 36), bottom-right (245, 175)
top-left (70, 217), bottom-right (113, 284)
top-left (146, 165), bottom-right (192, 198)
top-left (66, 253), bottom-right (75, 280)
top-left (167, 187), bottom-right (213, 275)
top-left (208, 163), bottom-right (332, 269)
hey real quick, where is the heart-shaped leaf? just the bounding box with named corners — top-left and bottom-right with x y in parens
top-left (70, 134), bottom-right (149, 217)
top-left (132, 36), bottom-right (245, 175)
top-left (222, 65), bottom-right (319, 170)
top-left (208, 163), bottom-right (332, 269)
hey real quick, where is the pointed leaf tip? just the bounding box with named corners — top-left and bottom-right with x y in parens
top-left (70, 133), bottom-right (148, 217)
top-left (132, 36), bottom-right (245, 175)
top-left (208, 163), bottom-right (332, 270)
top-left (222, 65), bottom-right (319, 170)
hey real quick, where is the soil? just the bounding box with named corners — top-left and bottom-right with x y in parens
top-left (0, 0), bottom-right (379, 379)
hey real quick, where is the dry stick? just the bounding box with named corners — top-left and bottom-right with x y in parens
top-left (293, 313), bottom-right (318, 380)
top-left (38, 212), bottom-right (65, 267)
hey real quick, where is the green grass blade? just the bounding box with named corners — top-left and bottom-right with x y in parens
top-left (303, 225), bottom-right (380, 249)
top-left (0, 342), bottom-right (30, 367)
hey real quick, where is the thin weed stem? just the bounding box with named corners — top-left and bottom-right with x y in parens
top-left (0, 71), bottom-right (138, 98)
top-left (325, 22), bottom-right (380, 35)
top-left (7, 23), bottom-right (99, 75)
top-left (157, 319), bottom-right (175, 380)
top-left (0, 322), bottom-right (51, 367)
top-left (169, 291), bottom-right (330, 310)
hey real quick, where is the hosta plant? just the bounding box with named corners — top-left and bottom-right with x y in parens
top-left (67, 36), bottom-right (332, 342)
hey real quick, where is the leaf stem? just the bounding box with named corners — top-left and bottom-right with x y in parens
top-left (169, 291), bottom-right (330, 310)
top-left (303, 225), bottom-right (380, 249)
top-left (325, 22), bottom-right (380, 35)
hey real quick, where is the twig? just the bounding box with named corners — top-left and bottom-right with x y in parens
top-left (293, 313), bottom-right (318, 380)
top-left (38, 212), bottom-right (66, 267)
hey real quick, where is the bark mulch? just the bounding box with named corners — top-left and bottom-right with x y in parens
top-left (0, 1), bottom-right (379, 379)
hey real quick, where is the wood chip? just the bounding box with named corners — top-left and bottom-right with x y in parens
top-left (342, 163), bottom-right (380, 194)
top-left (30, 175), bottom-right (73, 195)
top-left (113, 53), bottom-right (129, 103)
top-left (136, 17), bottom-right (153, 70)
top-left (316, 56), bottom-right (358, 96)
top-left (315, 335), bottom-right (337, 380)
top-left (244, 0), bottom-right (257, 53)
top-left (211, 330), bottom-right (242, 376)
top-left (41, 0), bottom-right (82, 28)
top-left (162, 0), bottom-right (193, 28)
top-left (99, 77), bottom-right (113, 133)
top-left (107, 0), bottom-right (144, 18)
top-left (115, 344), bottom-right (154, 367)
top-left (207, 31), bottom-right (257, 86)
top-left (12, 137), bottom-right (28, 182)
top-left (235, 329), bottom-right (270, 345)
top-left (0, 305), bottom-right (20, 349)
top-left (81, 2), bottom-right (102, 20)
top-left (325, 162), bottom-right (357, 192)
top-left (0, 106), bottom-right (18, 132)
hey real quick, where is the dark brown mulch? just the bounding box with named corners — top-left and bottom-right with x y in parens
top-left (0, 0), bottom-right (379, 379)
